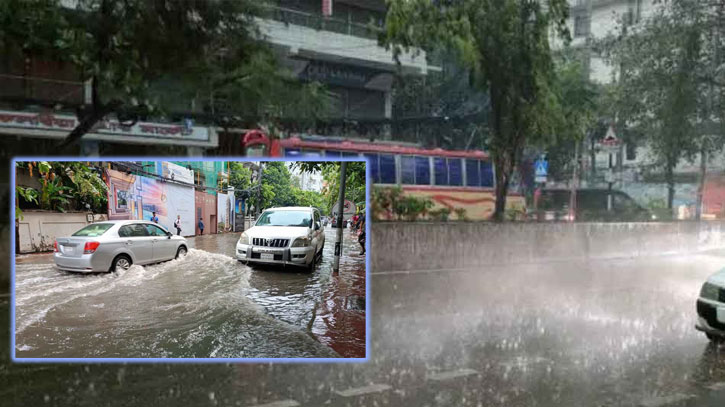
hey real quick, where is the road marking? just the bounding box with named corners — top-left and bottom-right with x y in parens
top-left (335, 384), bottom-right (392, 397)
top-left (427, 368), bottom-right (478, 381)
top-left (638, 394), bottom-right (694, 407)
top-left (247, 400), bottom-right (300, 407)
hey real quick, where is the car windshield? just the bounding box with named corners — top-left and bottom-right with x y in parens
top-left (72, 223), bottom-right (114, 237)
top-left (256, 210), bottom-right (312, 227)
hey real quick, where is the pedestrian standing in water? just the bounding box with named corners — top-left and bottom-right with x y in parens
top-left (357, 213), bottom-right (366, 256)
top-left (198, 217), bottom-right (204, 235)
top-left (174, 215), bottom-right (182, 235)
top-left (150, 211), bottom-right (159, 223)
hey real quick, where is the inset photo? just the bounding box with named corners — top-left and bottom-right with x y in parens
top-left (12, 158), bottom-right (368, 361)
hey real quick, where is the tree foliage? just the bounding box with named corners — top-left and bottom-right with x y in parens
top-left (382, 0), bottom-right (571, 220)
top-left (598, 0), bottom-right (725, 209)
top-left (0, 0), bottom-right (329, 147)
top-left (294, 161), bottom-right (366, 215)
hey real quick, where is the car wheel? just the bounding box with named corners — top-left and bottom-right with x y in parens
top-left (307, 252), bottom-right (317, 273)
top-left (110, 254), bottom-right (132, 272)
top-left (175, 246), bottom-right (188, 259)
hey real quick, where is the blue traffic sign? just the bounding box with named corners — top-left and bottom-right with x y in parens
top-left (535, 159), bottom-right (548, 177)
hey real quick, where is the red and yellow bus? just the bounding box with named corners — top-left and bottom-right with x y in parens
top-left (241, 130), bottom-right (526, 220)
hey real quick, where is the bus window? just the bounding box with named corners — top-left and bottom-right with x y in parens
top-left (481, 160), bottom-right (494, 187)
top-left (434, 157), bottom-right (448, 185)
top-left (401, 156), bottom-right (415, 184)
top-left (325, 150), bottom-right (342, 158)
top-left (343, 152), bottom-right (360, 157)
top-left (285, 148), bottom-right (301, 157)
top-left (448, 158), bottom-right (462, 186)
top-left (379, 154), bottom-right (396, 184)
top-left (301, 149), bottom-right (322, 156)
top-left (364, 154), bottom-right (379, 182)
top-left (415, 156), bottom-right (430, 185)
top-left (466, 159), bottom-right (480, 187)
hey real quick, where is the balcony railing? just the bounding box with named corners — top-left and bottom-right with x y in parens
top-left (265, 5), bottom-right (383, 40)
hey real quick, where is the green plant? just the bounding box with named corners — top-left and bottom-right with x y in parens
top-left (453, 208), bottom-right (468, 221)
top-left (394, 195), bottom-right (434, 221)
top-left (60, 163), bottom-right (108, 212)
top-left (39, 178), bottom-right (72, 212)
top-left (428, 207), bottom-right (451, 222)
top-left (505, 207), bottom-right (526, 221)
top-left (15, 186), bottom-right (39, 220)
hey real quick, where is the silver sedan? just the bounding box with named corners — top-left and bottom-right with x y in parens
top-left (53, 220), bottom-right (188, 273)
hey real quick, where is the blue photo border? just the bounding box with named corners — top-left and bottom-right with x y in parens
top-left (10, 156), bottom-right (370, 363)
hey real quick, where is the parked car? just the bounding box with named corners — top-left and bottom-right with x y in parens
top-left (696, 269), bottom-right (725, 342)
top-left (529, 188), bottom-right (655, 222)
top-left (53, 220), bottom-right (188, 273)
top-left (236, 206), bottom-right (325, 272)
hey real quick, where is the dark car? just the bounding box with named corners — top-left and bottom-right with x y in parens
top-left (531, 188), bottom-right (655, 222)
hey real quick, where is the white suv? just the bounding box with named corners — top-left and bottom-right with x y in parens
top-left (696, 269), bottom-right (725, 341)
top-left (236, 207), bottom-right (325, 272)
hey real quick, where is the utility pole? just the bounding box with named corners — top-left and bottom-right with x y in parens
top-left (257, 163), bottom-right (263, 217)
top-left (333, 162), bottom-right (347, 273)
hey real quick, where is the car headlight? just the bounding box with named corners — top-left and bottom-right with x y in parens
top-left (291, 237), bottom-right (310, 247)
top-left (701, 282), bottom-right (720, 301)
top-left (239, 232), bottom-right (249, 245)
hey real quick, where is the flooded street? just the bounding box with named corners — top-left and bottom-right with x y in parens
top-left (13, 227), bottom-right (366, 359)
top-left (6, 246), bottom-right (725, 406)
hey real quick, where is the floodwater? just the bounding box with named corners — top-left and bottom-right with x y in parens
top-left (6, 241), bottom-right (725, 406)
top-left (13, 227), bottom-right (366, 359)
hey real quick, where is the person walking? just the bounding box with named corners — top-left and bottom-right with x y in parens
top-left (150, 211), bottom-right (159, 223)
top-left (174, 215), bottom-right (182, 236)
top-left (357, 213), bottom-right (365, 256)
top-left (198, 217), bottom-right (204, 235)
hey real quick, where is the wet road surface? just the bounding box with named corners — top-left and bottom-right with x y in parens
top-left (13, 227), bottom-right (365, 359)
top-left (5, 248), bottom-right (725, 406)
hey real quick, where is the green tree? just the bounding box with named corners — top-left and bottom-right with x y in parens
top-left (294, 162), bottom-right (366, 215)
top-left (598, 0), bottom-right (724, 212)
top-left (382, 0), bottom-right (570, 220)
top-left (544, 51), bottom-right (599, 181)
top-left (262, 162), bottom-right (296, 208)
top-left (0, 0), bottom-right (328, 149)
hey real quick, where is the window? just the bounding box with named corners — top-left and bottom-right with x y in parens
top-left (145, 224), bottom-right (169, 236)
top-left (342, 152), bottom-right (359, 157)
top-left (434, 157), bottom-right (448, 185)
top-left (448, 158), bottom-right (462, 186)
top-left (415, 156), bottom-right (430, 185)
top-left (285, 148), bottom-right (301, 156)
top-left (365, 153), bottom-right (379, 182)
top-left (119, 224), bottom-right (149, 237)
top-left (324, 150), bottom-right (342, 158)
top-left (401, 156), bottom-right (416, 184)
top-left (626, 143), bottom-right (637, 160)
top-left (72, 223), bottom-right (113, 237)
top-left (466, 159), bottom-right (480, 187)
top-left (379, 154), bottom-right (396, 184)
top-left (256, 210), bottom-right (312, 227)
top-left (574, 15), bottom-right (590, 37)
top-left (481, 160), bottom-right (494, 187)
top-left (301, 149), bottom-right (322, 156)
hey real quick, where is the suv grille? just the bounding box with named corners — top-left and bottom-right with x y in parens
top-left (697, 300), bottom-right (725, 330)
top-left (252, 238), bottom-right (289, 247)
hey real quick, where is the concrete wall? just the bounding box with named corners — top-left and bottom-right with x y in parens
top-left (371, 221), bottom-right (725, 272)
top-left (18, 211), bottom-right (108, 253)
